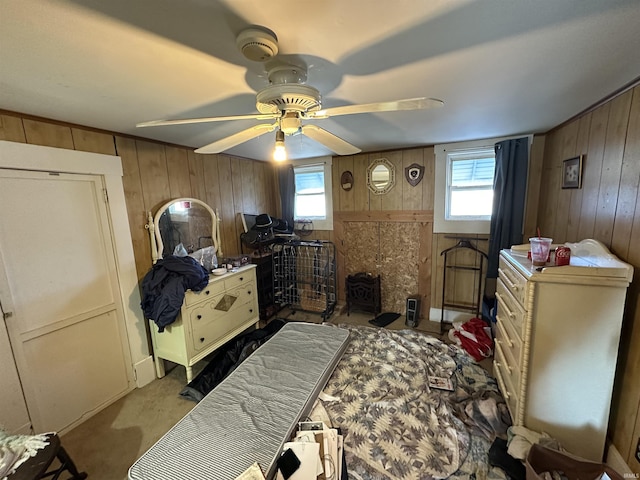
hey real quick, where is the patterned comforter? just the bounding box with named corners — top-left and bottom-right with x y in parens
top-left (320, 325), bottom-right (510, 480)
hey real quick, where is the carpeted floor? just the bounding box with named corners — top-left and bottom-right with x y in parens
top-left (57, 307), bottom-right (473, 479)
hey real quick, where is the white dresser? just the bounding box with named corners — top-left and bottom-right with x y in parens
top-left (149, 264), bottom-right (260, 382)
top-left (494, 239), bottom-right (633, 461)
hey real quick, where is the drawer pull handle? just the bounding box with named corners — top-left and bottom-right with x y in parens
top-left (249, 309), bottom-right (253, 313)
top-left (495, 293), bottom-right (515, 319)
top-left (197, 315), bottom-right (202, 320)
top-left (495, 360), bottom-right (512, 376)
top-left (248, 290), bottom-right (252, 295)
top-left (205, 290), bottom-right (210, 295)
top-left (495, 320), bottom-right (514, 347)
top-left (239, 277), bottom-right (244, 281)
top-left (200, 337), bottom-right (205, 343)
top-left (493, 363), bottom-right (511, 399)
top-left (498, 268), bottom-right (519, 291)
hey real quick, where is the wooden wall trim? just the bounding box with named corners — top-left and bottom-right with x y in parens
top-left (334, 210), bottom-right (434, 223)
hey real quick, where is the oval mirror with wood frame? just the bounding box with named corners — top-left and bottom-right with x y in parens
top-left (367, 158), bottom-right (396, 195)
top-left (146, 197), bottom-right (221, 264)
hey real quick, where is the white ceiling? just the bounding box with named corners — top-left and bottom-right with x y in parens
top-left (1, 0), bottom-right (639, 161)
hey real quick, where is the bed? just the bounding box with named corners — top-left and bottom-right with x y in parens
top-left (317, 325), bottom-right (510, 480)
top-left (129, 322), bottom-right (510, 480)
top-left (128, 322), bottom-right (350, 480)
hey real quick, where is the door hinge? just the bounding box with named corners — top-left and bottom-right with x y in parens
top-left (2, 311), bottom-right (12, 320)
top-left (103, 188), bottom-right (109, 203)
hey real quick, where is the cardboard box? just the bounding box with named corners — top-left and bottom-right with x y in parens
top-left (526, 444), bottom-right (624, 480)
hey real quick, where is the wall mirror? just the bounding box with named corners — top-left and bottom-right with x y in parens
top-left (367, 157), bottom-right (396, 195)
top-left (146, 198), bottom-right (221, 263)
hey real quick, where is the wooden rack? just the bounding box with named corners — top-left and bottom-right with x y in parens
top-left (440, 237), bottom-right (488, 330)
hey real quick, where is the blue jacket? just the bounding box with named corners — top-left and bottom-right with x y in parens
top-left (140, 255), bottom-right (209, 332)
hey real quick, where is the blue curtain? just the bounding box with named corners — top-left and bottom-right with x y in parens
top-left (486, 137), bottom-right (529, 279)
top-left (278, 165), bottom-right (295, 228)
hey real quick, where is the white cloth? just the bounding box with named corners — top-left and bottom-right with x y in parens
top-left (506, 425), bottom-right (562, 460)
top-left (0, 430), bottom-right (51, 478)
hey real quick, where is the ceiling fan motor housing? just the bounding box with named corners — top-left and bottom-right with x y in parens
top-left (256, 84), bottom-right (322, 115)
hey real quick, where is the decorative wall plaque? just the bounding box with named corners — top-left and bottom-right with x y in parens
top-left (405, 163), bottom-right (424, 186)
top-left (341, 171), bottom-right (354, 191)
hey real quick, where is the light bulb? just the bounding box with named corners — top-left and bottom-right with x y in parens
top-left (273, 130), bottom-right (287, 161)
top-left (274, 144), bottom-right (287, 161)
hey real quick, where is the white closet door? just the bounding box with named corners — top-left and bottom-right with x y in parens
top-left (0, 169), bottom-right (133, 433)
top-left (0, 318), bottom-right (30, 434)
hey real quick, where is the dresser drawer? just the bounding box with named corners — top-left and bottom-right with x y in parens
top-left (498, 256), bottom-right (528, 307)
top-left (225, 270), bottom-right (254, 290)
top-left (494, 345), bottom-right (519, 422)
top-left (187, 282), bottom-right (257, 326)
top-left (184, 280), bottom-right (226, 307)
top-left (496, 278), bottom-right (526, 338)
top-left (495, 319), bottom-right (522, 387)
top-left (187, 292), bottom-right (225, 327)
top-left (191, 301), bottom-right (257, 352)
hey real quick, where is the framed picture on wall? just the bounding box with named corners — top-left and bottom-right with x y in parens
top-left (561, 155), bottom-right (583, 189)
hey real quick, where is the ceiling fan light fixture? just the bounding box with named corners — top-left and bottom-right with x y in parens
top-left (281, 112), bottom-right (302, 135)
top-left (236, 28), bottom-right (279, 62)
top-left (273, 129), bottom-right (287, 162)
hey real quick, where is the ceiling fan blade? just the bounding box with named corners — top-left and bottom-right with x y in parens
top-left (309, 97), bottom-right (444, 119)
top-left (137, 113), bottom-right (279, 128)
top-left (195, 123), bottom-right (277, 154)
top-left (301, 125), bottom-right (361, 156)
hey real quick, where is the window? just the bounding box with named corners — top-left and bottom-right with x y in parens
top-left (434, 136), bottom-right (532, 234)
top-left (292, 157), bottom-right (333, 230)
top-left (446, 150), bottom-right (495, 220)
top-left (294, 164), bottom-right (326, 218)
top-left (434, 139), bottom-right (499, 234)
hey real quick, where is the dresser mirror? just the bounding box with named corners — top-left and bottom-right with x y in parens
top-left (146, 197), bottom-right (221, 263)
top-left (367, 157), bottom-right (395, 194)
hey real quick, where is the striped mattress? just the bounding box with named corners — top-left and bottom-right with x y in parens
top-left (128, 322), bottom-right (350, 480)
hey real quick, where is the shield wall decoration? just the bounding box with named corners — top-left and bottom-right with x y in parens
top-left (405, 163), bottom-right (424, 186)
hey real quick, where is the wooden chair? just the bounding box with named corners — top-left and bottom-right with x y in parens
top-left (9, 433), bottom-right (87, 480)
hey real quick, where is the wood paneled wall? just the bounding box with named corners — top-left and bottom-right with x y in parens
top-left (332, 149), bottom-right (435, 213)
top-left (535, 85), bottom-right (640, 469)
top-left (331, 148), bottom-right (435, 315)
top-left (0, 111), bottom-right (279, 284)
top-left (430, 234), bottom-right (489, 313)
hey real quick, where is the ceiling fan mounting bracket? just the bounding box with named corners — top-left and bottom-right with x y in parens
top-left (267, 64), bottom-right (307, 84)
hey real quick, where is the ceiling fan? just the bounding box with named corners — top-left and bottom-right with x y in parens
top-left (136, 28), bottom-right (444, 157)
